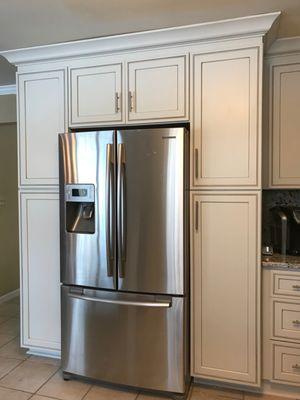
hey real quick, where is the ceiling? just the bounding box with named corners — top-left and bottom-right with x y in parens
top-left (1, 0), bottom-right (300, 85)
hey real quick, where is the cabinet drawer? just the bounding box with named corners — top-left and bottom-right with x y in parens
top-left (273, 343), bottom-right (300, 385)
top-left (272, 271), bottom-right (300, 298)
top-left (273, 300), bottom-right (300, 341)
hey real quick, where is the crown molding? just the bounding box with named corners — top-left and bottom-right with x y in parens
top-left (0, 11), bottom-right (281, 66)
top-left (267, 36), bottom-right (300, 56)
top-left (0, 84), bottom-right (16, 95)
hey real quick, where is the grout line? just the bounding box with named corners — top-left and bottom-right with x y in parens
top-left (81, 384), bottom-right (93, 400)
top-left (33, 364), bottom-right (61, 394)
top-left (0, 358), bottom-right (26, 382)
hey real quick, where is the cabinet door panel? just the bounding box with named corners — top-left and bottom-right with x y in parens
top-left (18, 70), bottom-right (66, 186)
top-left (20, 192), bottom-right (60, 351)
top-left (272, 63), bottom-right (300, 187)
top-left (70, 64), bottom-right (122, 125)
top-left (191, 192), bottom-right (260, 385)
top-left (192, 48), bottom-right (260, 188)
top-left (128, 56), bottom-right (187, 121)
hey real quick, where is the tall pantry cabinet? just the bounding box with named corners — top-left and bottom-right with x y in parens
top-left (2, 12), bottom-right (279, 381)
top-left (190, 39), bottom-right (263, 386)
top-left (18, 68), bottom-right (67, 356)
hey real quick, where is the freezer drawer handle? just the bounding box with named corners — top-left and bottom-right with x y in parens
top-left (69, 293), bottom-right (172, 308)
top-left (106, 144), bottom-right (114, 277)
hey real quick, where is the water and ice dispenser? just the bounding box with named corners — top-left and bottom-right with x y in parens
top-left (65, 184), bottom-right (95, 234)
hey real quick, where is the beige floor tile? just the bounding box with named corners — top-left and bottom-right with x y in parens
top-left (31, 396), bottom-right (59, 400)
top-left (84, 385), bottom-right (138, 400)
top-left (0, 318), bottom-right (20, 337)
top-left (29, 355), bottom-right (61, 366)
top-left (0, 338), bottom-right (28, 360)
top-left (244, 394), bottom-right (290, 400)
top-left (0, 333), bottom-right (17, 348)
top-left (0, 357), bottom-right (23, 379)
top-left (38, 371), bottom-right (91, 400)
top-left (0, 360), bottom-right (59, 393)
top-left (137, 394), bottom-right (169, 400)
top-left (191, 385), bottom-right (243, 400)
top-left (0, 386), bottom-right (31, 400)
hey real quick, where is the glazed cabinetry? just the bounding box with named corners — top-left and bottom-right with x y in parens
top-left (5, 12), bottom-right (279, 380)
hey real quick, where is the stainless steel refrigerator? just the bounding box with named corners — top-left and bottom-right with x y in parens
top-left (59, 127), bottom-right (189, 396)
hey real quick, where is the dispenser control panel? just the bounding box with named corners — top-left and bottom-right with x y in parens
top-left (65, 184), bottom-right (95, 203)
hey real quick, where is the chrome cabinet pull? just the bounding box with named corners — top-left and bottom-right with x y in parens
top-left (129, 91), bottom-right (134, 112)
top-left (292, 364), bottom-right (300, 369)
top-left (292, 284), bottom-right (300, 289)
top-left (195, 201), bottom-right (199, 232)
top-left (115, 92), bottom-right (120, 113)
top-left (117, 143), bottom-right (126, 278)
top-left (106, 144), bottom-right (114, 277)
top-left (292, 320), bottom-right (300, 325)
top-left (195, 148), bottom-right (199, 179)
top-left (69, 293), bottom-right (172, 308)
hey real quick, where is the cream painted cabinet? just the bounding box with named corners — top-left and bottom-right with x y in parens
top-left (191, 192), bottom-right (260, 386)
top-left (18, 70), bottom-right (66, 186)
top-left (70, 63), bottom-right (123, 126)
top-left (127, 56), bottom-right (187, 121)
top-left (265, 60), bottom-right (300, 188)
top-left (20, 192), bottom-right (61, 355)
top-left (191, 47), bottom-right (261, 188)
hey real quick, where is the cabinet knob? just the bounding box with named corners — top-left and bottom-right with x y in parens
top-left (292, 320), bottom-right (300, 325)
top-left (292, 364), bottom-right (300, 369)
top-left (115, 92), bottom-right (120, 113)
top-left (129, 91), bottom-right (134, 113)
top-left (195, 201), bottom-right (199, 232)
top-left (195, 148), bottom-right (199, 179)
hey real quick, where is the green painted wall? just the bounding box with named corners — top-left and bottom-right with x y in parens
top-left (0, 122), bottom-right (19, 297)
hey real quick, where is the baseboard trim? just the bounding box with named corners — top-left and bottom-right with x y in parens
top-left (26, 346), bottom-right (61, 360)
top-left (0, 289), bottom-right (20, 304)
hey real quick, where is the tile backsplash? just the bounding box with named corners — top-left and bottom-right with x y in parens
top-left (262, 190), bottom-right (300, 245)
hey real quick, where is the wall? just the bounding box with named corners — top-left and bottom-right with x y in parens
top-left (0, 97), bottom-right (18, 297)
top-left (0, 94), bottom-right (16, 123)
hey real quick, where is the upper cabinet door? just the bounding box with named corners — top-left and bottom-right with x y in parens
top-left (192, 48), bottom-right (260, 188)
top-left (70, 63), bottom-right (123, 126)
top-left (18, 70), bottom-right (66, 186)
top-left (271, 63), bottom-right (300, 188)
top-left (127, 56), bottom-right (187, 121)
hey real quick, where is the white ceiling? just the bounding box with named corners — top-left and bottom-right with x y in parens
top-left (1, 0), bottom-right (300, 84)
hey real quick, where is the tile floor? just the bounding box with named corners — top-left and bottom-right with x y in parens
top-left (0, 297), bottom-right (293, 400)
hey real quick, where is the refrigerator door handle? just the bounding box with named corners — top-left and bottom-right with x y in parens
top-left (69, 293), bottom-right (172, 308)
top-left (106, 144), bottom-right (114, 277)
top-left (117, 143), bottom-right (126, 278)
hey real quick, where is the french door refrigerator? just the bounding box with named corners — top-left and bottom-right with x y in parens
top-left (59, 127), bottom-right (189, 396)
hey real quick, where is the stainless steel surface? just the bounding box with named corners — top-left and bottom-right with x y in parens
top-left (69, 293), bottom-right (172, 308)
top-left (117, 127), bottom-right (186, 295)
top-left (59, 130), bottom-right (116, 289)
top-left (61, 285), bottom-right (188, 393)
top-left (278, 210), bottom-right (288, 256)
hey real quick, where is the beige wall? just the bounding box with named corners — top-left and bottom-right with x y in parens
top-left (0, 122), bottom-right (19, 297)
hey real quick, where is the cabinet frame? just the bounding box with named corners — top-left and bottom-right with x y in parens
top-left (19, 191), bottom-right (61, 355)
top-left (190, 191), bottom-right (261, 386)
top-left (17, 68), bottom-right (68, 187)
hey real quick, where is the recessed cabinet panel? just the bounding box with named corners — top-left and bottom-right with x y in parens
top-left (70, 64), bottom-right (123, 125)
top-left (191, 192), bottom-right (259, 385)
top-left (192, 48), bottom-right (259, 188)
top-left (272, 64), bottom-right (300, 187)
top-left (20, 192), bottom-right (60, 351)
top-left (18, 70), bottom-right (66, 186)
top-left (128, 56), bottom-right (187, 121)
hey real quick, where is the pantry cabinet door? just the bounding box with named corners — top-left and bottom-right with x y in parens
top-left (18, 70), bottom-right (66, 186)
top-left (127, 56), bottom-right (187, 121)
top-left (70, 63), bottom-right (123, 126)
top-left (192, 48), bottom-right (260, 188)
top-left (191, 192), bottom-right (260, 386)
top-left (20, 192), bottom-right (60, 353)
top-left (271, 63), bottom-right (300, 187)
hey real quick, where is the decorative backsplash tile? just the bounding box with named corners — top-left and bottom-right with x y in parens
top-left (262, 190), bottom-right (300, 245)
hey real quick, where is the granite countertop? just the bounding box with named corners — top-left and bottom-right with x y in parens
top-left (262, 253), bottom-right (300, 270)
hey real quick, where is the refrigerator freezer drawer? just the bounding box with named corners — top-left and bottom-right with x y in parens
top-left (61, 286), bottom-right (188, 394)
